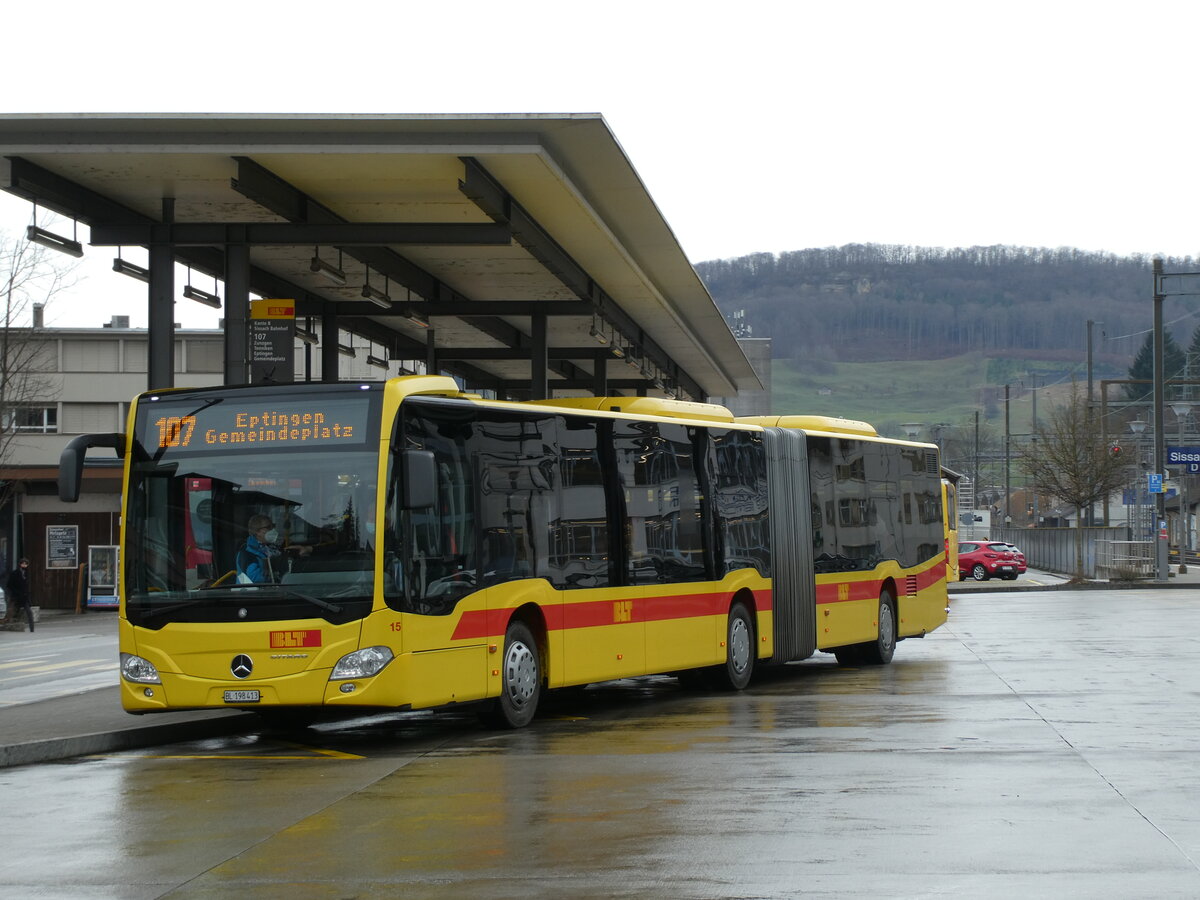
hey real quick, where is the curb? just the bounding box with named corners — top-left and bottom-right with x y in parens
top-left (949, 578), bottom-right (1198, 594)
top-left (0, 705), bottom-right (252, 770)
top-left (0, 715), bottom-right (253, 769)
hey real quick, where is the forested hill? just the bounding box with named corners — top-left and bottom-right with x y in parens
top-left (694, 245), bottom-right (1199, 366)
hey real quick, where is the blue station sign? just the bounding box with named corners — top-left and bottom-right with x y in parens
top-left (1166, 446), bottom-right (1200, 474)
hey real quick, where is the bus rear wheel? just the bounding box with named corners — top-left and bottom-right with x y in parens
top-left (834, 589), bottom-right (897, 666)
top-left (861, 589), bottom-right (897, 665)
top-left (480, 620), bottom-right (542, 729)
top-left (715, 602), bottom-right (755, 691)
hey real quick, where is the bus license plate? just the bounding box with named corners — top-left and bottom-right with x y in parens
top-left (223, 690), bottom-right (260, 703)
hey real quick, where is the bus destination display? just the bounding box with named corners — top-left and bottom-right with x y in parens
top-left (141, 395), bottom-right (373, 455)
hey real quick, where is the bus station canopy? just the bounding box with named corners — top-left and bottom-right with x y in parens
top-left (0, 113), bottom-right (759, 401)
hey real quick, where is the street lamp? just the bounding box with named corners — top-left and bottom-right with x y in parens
top-left (1171, 402), bottom-right (1191, 573)
top-left (1130, 418), bottom-right (1149, 542)
top-left (900, 423), bottom-right (924, 440)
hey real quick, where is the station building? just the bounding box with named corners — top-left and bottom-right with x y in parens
top-left (1, 313), bottom-right (392, 610)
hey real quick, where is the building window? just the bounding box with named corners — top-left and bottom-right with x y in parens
top-left (62, 402), bottom-right (120, 434)
top-left (62, 339), bottom-right (119, 372)
top-left (10, 406), bottom-right (58, 433)
top-left (186, 340), bottom-right (222, 373)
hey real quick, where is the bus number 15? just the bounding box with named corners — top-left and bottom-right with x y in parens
top-left (155, 415), bottom-right (197, 449)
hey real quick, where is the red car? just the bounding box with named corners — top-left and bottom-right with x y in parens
top-left (1002, 542), bottom-right (1027, 574)
top-left (957, 540), bottom-right (1020, 581)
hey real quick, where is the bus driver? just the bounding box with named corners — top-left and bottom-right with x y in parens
top-left (237, 514), bottom-right (311, 583)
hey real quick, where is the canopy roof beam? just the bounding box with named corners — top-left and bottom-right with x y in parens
top-left (458, 157), bottom-right (701, 400)
top-left (231, 155), bottom-right (598, 390)
top-left (90, 221), bottom-right (513, 247)
top-left (2, 155), bottom-right (504, 388)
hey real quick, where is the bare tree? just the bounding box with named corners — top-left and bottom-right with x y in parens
top-left (940, 418), bottom-right (1004, 502)
top-left (0, 228), bottom-right (76, 506)
top-left (1018, 383), bottom-right (1129, 579)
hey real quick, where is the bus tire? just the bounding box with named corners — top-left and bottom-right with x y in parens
top-left (480, 620), bottom-right (541, 729)
top-left (715, 602), bottom-right (755, 691)
top-left (861, 588), bottom-right (897, 666)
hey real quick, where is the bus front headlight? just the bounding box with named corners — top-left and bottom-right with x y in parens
top-left (330, 646), bottom-right (394, 680)
top-left (120, 652), bottom-right (161, 684)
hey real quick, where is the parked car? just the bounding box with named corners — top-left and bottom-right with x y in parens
top-left (1001, 543), bottom-right (1028, 574)
top-left (957, 540), bottom-right (1020, 581)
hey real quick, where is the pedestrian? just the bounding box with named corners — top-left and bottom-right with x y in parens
top-left (5, 558), bottom-right (34, 632)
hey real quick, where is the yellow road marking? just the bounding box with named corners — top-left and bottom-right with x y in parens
top-left (23, 660), bottom-right (108, 674)
top-left (91, 741), bottom-right (364, 761)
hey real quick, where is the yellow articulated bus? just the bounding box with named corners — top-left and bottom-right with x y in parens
top-left (59, 375), bottom-right (948, 728)
top-left (942, 475), bottom-right (959, 582)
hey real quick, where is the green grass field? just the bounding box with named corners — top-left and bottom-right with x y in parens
top-left (769, 353), bottom-right (1109, 439)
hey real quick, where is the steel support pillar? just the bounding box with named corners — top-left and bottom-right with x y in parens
top-left (592, 354), bottom-right (608, 397)
top-left (425, 328), bottom-right (438, 380)
top-left (531, 314), bottom-right (548, 400)
top-left (148, 239), bottom-right (174, 390)
top-left (321, 311), bottom-right (339, 383)
top-left (224, 243), bottom-right (249, 385)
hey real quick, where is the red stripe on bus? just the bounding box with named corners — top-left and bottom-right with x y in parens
top-left (815, 562), bottom-right (947, 605)
top-left (449, 588), bottom-right (773, 641)
top-left (815, 580), bottom-right (879, 604)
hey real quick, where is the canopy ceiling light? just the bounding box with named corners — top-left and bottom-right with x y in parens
top-left (295, 325), bottom-right (319, 346)
top-left (26, 205), bottom-right (84, 258)
top-left (183, 285), bottom-right (221, 308)
top-left (366, 353), bottom-right (389, 369)
top-left (27, 226), bottom-right (84, 258)
top-left (310, 246), bottom-right (347, 286)
top-left (402, 307), bottom-right (430, 329)
top-left (113, 249), bottom-right (150, 284)
top-left (361, 267), bottom-right (392, 309)
top-left (338, 342), bottom-right (356, 358)
top-left (589, 315), bottom-right (610, 346)
top-left (182, 268), bottom-right (221, 308)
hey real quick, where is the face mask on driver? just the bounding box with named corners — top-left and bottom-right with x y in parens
top-left (264, 529), bottom-right (279, 544)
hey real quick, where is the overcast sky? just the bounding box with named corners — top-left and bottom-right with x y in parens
top-left (2, 0), bottom-right (1197, 328)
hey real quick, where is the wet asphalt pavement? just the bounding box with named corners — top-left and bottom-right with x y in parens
top-left (3, 582), bottom-right (1200, 897)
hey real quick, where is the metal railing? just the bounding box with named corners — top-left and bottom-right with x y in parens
top-left (990, 526), bottom-right (1133, 579)
top-left (1094, 540), bottom-right (1155, 580)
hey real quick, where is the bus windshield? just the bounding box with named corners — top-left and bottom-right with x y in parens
top-left (125, 387), bottom-right (382, 627)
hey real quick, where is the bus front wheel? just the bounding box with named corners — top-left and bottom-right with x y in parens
top-left (480, 620), bottom-right (542, 729)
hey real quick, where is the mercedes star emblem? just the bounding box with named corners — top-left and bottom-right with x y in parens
top-left (231, 654), bottom-right (253, 679)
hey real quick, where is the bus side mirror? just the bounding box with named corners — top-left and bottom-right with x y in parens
top-left (59, 433), bottom-right (126, 502)
top-left (400, 450), bottom-right (437, 509)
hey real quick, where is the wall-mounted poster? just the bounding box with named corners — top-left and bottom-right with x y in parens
top-left (47, 525), bottom-right (79, 569)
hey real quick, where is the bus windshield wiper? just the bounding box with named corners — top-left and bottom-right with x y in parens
top-left (133, 597), bottom-right (211, 619)
top-left (272, 588), bottom-right (343, 614)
